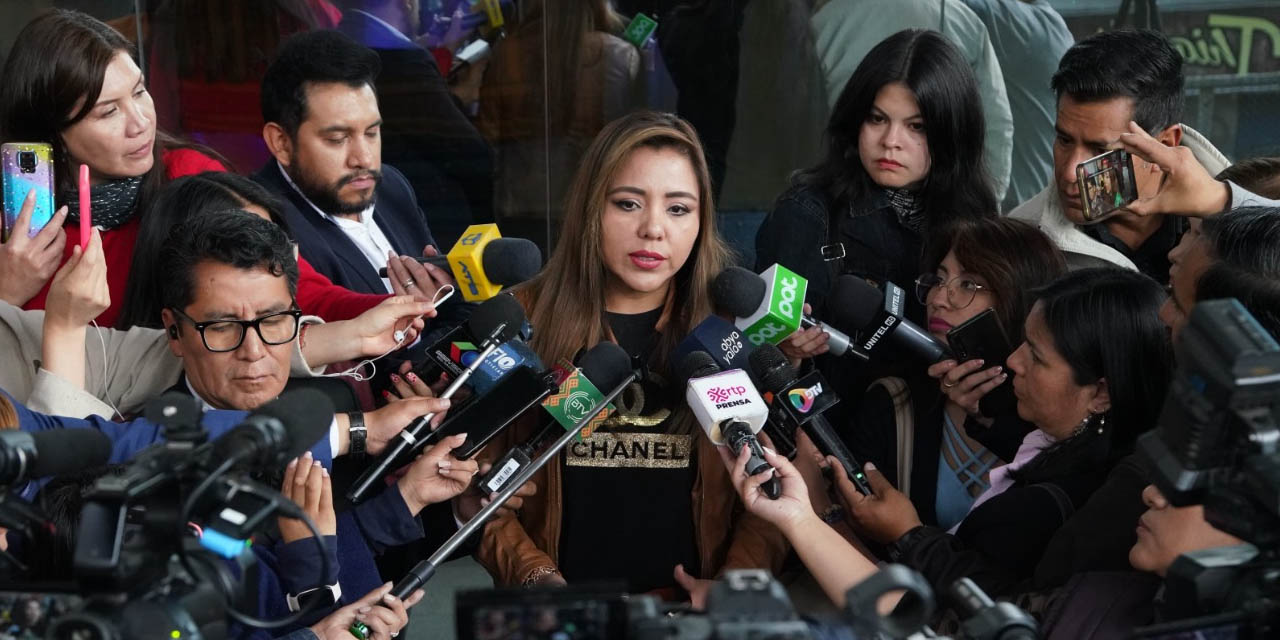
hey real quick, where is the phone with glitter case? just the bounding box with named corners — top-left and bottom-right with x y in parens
top-left (2, 142), bottom-right (56, 242)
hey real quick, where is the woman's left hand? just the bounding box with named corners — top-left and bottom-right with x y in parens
top-left (928, 358), bottom-right (1007, 418)
top-left (838, 460), bottom-right (923, 544)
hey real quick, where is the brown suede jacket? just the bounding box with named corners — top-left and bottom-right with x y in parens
top-left (475, 390), bottom-right (791, 587)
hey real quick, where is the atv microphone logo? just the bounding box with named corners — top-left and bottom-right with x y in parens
top-left (787, 384), bottom-right (824, 414)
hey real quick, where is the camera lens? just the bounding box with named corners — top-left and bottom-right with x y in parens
top-left (17, 151), bottom-right (37, 173)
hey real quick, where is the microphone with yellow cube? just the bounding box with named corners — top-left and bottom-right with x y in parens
top-left (378, 224), bottom-right (543, 301)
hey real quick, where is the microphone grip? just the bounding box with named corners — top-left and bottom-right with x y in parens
top-left (346, 415), bottom-right (433, 503)
top-left (802, 315), bottom-right (853, 358)
top-left (377, 255), bottom-right (451, 278)
top-left (802, 417), bottom-right (873, 496)
top-left (392, 561), bottom-right (435, 601)
top-left (895, 320), bottom-right (951, 363)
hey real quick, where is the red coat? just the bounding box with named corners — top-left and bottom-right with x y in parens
top-left (22, 148), bottom-right (387, 326)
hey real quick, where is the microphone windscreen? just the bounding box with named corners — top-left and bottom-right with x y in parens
top-left (676, 350), bottom-right (720, 386)
top-left (468, 293), bottom-right (527, 344)
top-left (29, 429), bottom-right (111, 478)
top-left (712, 267), bottom-right (767, 318)
top-left (748, 343), bottom-right (796, 394)
top-left (577, 342), bottom-right (633, 391)
top-left (481, 238), bottom-right (543, 287)
top-left (830, 275), bottom-right (884, 332)
top-left (251, 389), bottom-right (335, 459)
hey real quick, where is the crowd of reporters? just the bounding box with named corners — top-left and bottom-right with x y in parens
top-left (0, 3), bottom-right (1279, 639)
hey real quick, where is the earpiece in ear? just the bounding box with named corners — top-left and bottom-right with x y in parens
top-left (168, 326), bottom-right (179, 339)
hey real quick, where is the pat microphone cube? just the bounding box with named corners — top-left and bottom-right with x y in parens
top-left (448, 223), bottom-right (504, 302)
top-left (735, 264), bottom-right (807, 346)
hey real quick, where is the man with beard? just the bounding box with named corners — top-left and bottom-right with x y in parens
top-left (254, 29), bottom-right (456, 300)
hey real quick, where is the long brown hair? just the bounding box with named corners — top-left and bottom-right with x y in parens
top-left (518, 111), bottom-right (732, 376)
top-left (0, 394), bottom-right (16, 430)
top-left (0, 10), bottom-right (224, 210)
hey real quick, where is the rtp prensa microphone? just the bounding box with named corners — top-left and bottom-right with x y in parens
top-left (377, 224), bottom-right (543, 301)
top-left (391, 342), bottom-right (636, 599)
top-left (677, 351), bottom-right (781, 500)
top-left (347, 294), bottom-right (528, 503)
top-left (829, 275), bottom-right (951, 363)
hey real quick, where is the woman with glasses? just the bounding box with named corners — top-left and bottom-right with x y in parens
top-left (842, 218), bottom-right (1066, 532)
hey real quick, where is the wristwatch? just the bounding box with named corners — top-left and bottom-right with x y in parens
top-left (286, 582), bottom-right (342, 612)
top-left (348, 411), bottom-right (367, 459)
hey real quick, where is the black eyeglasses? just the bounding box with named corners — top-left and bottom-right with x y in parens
top-left (170, 308), bottom-right (302, 353)
top-left (914, 273), bottom-right (988, 310)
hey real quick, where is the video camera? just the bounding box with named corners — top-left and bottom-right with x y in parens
top-left (455, 566), bottom-right (1036, 640)
top-left (26, 391), bottom-right (335, 639)
top-left (1137, 298), bottom-right (1280, 637)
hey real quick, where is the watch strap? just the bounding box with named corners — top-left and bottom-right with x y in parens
top-left (348, 411), bottom-right (367, 457)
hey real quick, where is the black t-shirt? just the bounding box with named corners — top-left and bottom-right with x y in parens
top-left (558, 307), bottom-right (700, 593)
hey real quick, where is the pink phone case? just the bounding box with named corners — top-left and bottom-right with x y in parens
top-left (79, 164), bottom-right (90, 248)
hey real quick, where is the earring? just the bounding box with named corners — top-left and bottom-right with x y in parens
top-left (1096, 413), bottom-right (1107, 435)
top-left (1072, 412), bottom-right (1094, 437)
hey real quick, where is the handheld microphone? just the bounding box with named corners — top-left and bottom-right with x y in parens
top-left (347, 294), bottom-right (527, 503)
top-left (678, 351), bottom-right (780, 499)
top-left (714, 266), bottom-right (860, 359)
top-left (749, 344), bottom-right (873, 496)
top-left (415, 364), bottom-right (558, 462)
top-left (671, 314), bottom-right (754, 375)
top-left (212, 389), bottom-right (335, 469)
top-left (0, 429), bottom-right (112, 486)
top-left (475, 350), bottom-right (635, 494)
top-left (377, 226), bottom-right (543, 301)
top-left (829, 275), bottom-right (951, 363)
top-left (391, 342), bottom-right (635, 599)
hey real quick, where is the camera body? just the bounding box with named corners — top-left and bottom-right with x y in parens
top-left (1137, 299), bottom-right (1280, 635)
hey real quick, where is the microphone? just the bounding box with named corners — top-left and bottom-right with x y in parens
top-left (414, 364), bottom-right (559, 463)
top-left (678, 351), bottom-right (780, 499)
top-left (829, 275), bottom-right (950, 363)
top-left (0, 429), bottom-right (112, 485)
top-left (713, 265), bottom-right (860, 359)
top-left (377, 226), bottom-right (543, 301)
top-left (212, 389), bottom-right (336, 469)
top-left (749, 344), bottom-right (873, 496)
top-left (475, 348), bottom-right (634, 494)
top-left (347, 294), bottom-right (527, 503)
top-left (671, 314), bottom-right (755, 374)
top-left (391, 342), bottom-right (635, 599)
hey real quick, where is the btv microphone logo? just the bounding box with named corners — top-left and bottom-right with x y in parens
top-left (787, 384), bottom-right (824, 413)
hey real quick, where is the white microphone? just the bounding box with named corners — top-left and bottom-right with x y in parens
top-left (680, 354), bottom-right (781, 499)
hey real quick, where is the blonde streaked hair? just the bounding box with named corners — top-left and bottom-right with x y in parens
top-left (517, 111), bottom-right (733, 378)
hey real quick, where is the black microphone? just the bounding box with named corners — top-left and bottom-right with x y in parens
top-left (830, 275), bottom-right (951, 363)
top-left (348, 294), bottom-right (527, 503)
top-left (713, 266), bottom-right (860, 358)
top-left (212, 389), bottom-right (335, 469)
top-left (392, 342), bottom-right (636, 599)
top-left (748, 344), bottom-right (873, 496)
top-left (376, 237), bottom-right (542, 288)
top-left (670, 314), bottom-right (755, 374)
top-left (0, 429), bottom-right (112, 486)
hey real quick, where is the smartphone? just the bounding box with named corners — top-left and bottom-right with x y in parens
top-left (1, 142), bottom-right (56, 242)
top-left (1077, 148), bottom-right (1138, 223)
top-left (946, 308), bottom-right (1017, 417)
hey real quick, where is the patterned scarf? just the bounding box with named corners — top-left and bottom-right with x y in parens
top-left (884, 186), bottom-right (926, 233)
top-left (64, 175), bottom-right (144, 231)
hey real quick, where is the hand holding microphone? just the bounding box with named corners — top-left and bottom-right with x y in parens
top-left (678, 351), bottom-right (780, 500)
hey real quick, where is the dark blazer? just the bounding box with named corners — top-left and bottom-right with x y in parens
top-left (339, 10), bottom-right (494, 247)
top-left (253, 160), bottom-right (440, 295)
